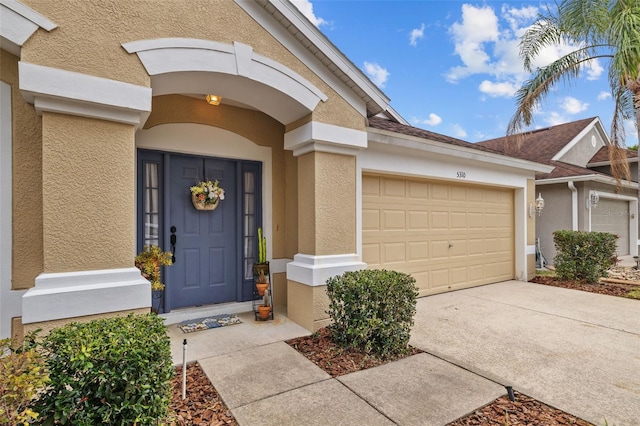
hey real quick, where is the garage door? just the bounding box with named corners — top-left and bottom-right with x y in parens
top-left (591, 199), bottom-right (630, 255)
top-left (362, 174), bottom-right (514, 297)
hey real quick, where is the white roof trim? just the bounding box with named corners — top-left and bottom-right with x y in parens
top-left (368, 127), bottom-right (554, 174)
top-left (0, 0), bottom-right (56, 56)
top-left (588, 156), bottom-right (638, 167)
top-left (19, 62), bottom-right (151, 128)
top-left (551, 117), bottom-right (601, 161)
top-left (537, 174), bottom-right (638, 189)
top-left (238, 0), bottom-right (392, 118)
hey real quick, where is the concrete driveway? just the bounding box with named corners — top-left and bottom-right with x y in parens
top-left (410, 280), bottom-right (640, 426)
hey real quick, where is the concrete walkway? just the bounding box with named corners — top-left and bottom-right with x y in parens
top-left (166, 281), bottom-right (640, 425)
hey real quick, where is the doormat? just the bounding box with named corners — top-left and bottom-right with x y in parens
top-left (177, 314), bottom-right (242, 333)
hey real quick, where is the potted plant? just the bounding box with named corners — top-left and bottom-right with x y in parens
top-left (253, 227), bottom-right (269, 276)
top-left (256, 269), bottom-right (269, 296)
top-left (135, 245), bottom-right (173, 313)
top-left (190, 179), bottom-right (225, 211)
top-left (257, 289), bottom-right (272, 320)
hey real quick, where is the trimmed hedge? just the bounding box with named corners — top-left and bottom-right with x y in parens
top-left (553, 230), bottom-right (618, 283)
top-left (326, 269), bottom-right (418, 358)
top-left (33, 314), bottom-right (173, 425)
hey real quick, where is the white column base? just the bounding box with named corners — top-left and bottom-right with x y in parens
top-left (286, 253), bottom-right (366, 287)
top-left (22, 267), bottom-right (150, 324)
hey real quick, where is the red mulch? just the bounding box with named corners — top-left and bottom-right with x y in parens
top-left (447, 391), bottom-right (593, 425)
top-left (285, 326), bottom-right (422, 377)
top-left (170, 362), bottom-right (237, 425)
top-left (530, 275), bottom-right (636, 297)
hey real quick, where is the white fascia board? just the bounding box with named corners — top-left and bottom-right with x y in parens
top-left (536, 174), bottom-right (638, 189)
top-left (588, 157), bottom-right (638, 167)
top-left (551, 118), bottom-right (599, 161)
top-left (368, 128), bottom-right (554, 174)
top-left (285, 121), bottom-right (367, 156)
top-left (22, 268), bottom-right (151, 324)
top-left (19, 62), bottom-right (151, 127)
top-left (235, 0), bottom-right (383, 117)
top-left (0, 0), bottom-right (56, 56)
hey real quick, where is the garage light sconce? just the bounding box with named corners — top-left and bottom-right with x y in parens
top-left (586, 191), bottom-right (599, 209)
top-left (530, 193), bottom-right (545, 217)
top-left (205, 94), bottom-right (222, 105)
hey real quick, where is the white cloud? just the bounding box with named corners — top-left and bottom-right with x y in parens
top-left (364, 62), bottom-right (390, 88)
top-left (446, 4), bottom-right (601, 98)
top-left (479, 80), bottom-right (519, 98)
top-left (545, 111), bottom-right (569, 126)
top-left (586, 59), bottom-right (604, 80)
top-left (413, 113), bottom-right (442, 126)
top-left (409, 23), bottom-right (425, 47)
top-left (624, 119), bottom-right (639, 145)
top-left (597, 91), bottom-right (611, 101)
top-left (561, 96), bottom-right (589, 114)
top-left (452, 124), bottom-right (468, 138)
top-left (291, 0), bottom-right (327, 27)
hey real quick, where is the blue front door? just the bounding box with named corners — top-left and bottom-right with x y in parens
top-left (168, 155), bottom-right (237, 308)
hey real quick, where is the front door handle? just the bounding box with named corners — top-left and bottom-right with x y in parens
top-left (170, 226), bottom-right (177, 263)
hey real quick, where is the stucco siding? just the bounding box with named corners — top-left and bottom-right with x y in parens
top-left (21, 0), bottom-right (364, 129)
top-left (0, 49), bottom-right (43, 290)
top-left (42, 113), bottom-right (135, 272)
top-left (536, 184), bottom-right (573, 265)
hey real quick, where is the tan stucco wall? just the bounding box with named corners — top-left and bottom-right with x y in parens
top-left (527, 178), bottom-right (535, 245)
top-left (42, 113), bottom-right (136, 272)
top-left (272, 272), bottom-right (286, 309)
top-left (287, 280), bottom-right (330, 331)
top-left (22, 308), bottom-right (149, 337)
top-left (0, 49), bottom-right (43, 290)
top-left (298, 152), bottom-right (356, 255)
top-left (527, 253), bottom-right (536, 279)
top-left (22, 0), bottom-right (364, 130)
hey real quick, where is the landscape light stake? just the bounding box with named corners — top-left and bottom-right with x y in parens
top-left (505, 385), bottom-right (515, 402)
top-left (182, 339), bottom-right (187, 400)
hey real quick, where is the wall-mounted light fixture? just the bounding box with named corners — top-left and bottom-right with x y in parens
top-left (530, 193), bottom-right (545, 217)
top-left (205, 94), bottom-right (222, 105)
top-left (586, 190), bottom-right (599, 209)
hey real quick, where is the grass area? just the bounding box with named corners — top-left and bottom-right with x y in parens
top-left (626, 288), bottom-right (640, 300)
top-left (535, 269), bottom-right (556, 277)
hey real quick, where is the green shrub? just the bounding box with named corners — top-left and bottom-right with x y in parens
top-left (553, 230), bottom-right (618, 283)
top-left (326, 269), bottom-right (418, 358)
top-left (0, 337), bottom-right (49, 425)
top-left (33, 314), bottom-right (173, 425)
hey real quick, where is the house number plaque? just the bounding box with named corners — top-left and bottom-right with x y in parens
top-left (456, 171), bottom-right (466, 178)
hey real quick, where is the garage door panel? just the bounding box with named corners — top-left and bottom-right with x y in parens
top-left (431, 211), bottom-right (449, 229)
top-left (383, 178), bottom-right (406, 197)
top-left (408, 211), bottom-right (429, 230)
top-left (383, 242), bottom-right (406, 263)
top-left (408, 241), bottom-right (429, 261)
top-left (362, 209), bottom-right (380, 230)
top-left (363, 174), bottom-right (514, 297)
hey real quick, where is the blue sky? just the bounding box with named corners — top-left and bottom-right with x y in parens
top-left (291, 0), bottom-right (638, 146)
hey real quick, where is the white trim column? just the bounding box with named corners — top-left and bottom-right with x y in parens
top-left (0, 81), bottom-right (21, 339)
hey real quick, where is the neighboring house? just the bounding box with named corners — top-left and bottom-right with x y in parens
top-left (478, 117), bottom-right (639, 266)
top-left (0, 0), bottom-right (550, 339)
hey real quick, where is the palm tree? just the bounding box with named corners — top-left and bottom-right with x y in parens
top-left (508, 0), bottom-right (640, 185)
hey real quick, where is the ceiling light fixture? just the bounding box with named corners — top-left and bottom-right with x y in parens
top-left (205, 94), bottom-right (222, 105)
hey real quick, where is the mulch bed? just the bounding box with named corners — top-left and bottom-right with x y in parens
top-left (170, 362), bottom-right (237, 425)
top-left (530, 275), bottom-right (637, 298)
top-left (447, 391), bottom-right (593, 425)
top-left (285, 326), bottom-right (422, 377)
